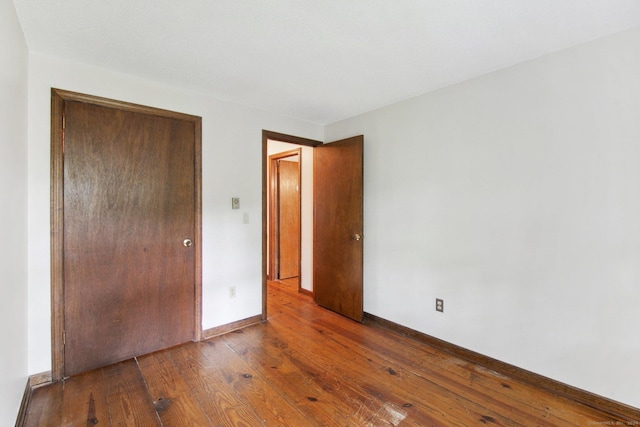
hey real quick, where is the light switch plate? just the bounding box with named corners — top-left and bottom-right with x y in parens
top-left (232, 197), bottom-right (240, 209)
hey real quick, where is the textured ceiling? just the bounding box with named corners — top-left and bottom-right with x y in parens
top-left (13, 0), bottom-right (640, 124)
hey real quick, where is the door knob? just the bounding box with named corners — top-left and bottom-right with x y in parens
top-left (353, 233), bottom-right (362, 241)
top-left (183, 238), bottom-right (193, 247)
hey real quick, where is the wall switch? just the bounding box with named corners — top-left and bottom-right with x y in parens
top-left (232, 197), bottom-right (240, 209)
top-left (229, 286), bottom-right (236, 299)
top-left (436, 298), bottom-right (444, 313)
top-left (243, 213), bottom-right (249, 224)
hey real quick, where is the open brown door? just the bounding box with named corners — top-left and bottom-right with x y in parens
top-left (52, 90), bottom-right (201, 378)
top-left (313, 135), bottom-right (364, 322)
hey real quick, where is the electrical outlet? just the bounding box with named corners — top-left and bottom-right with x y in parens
top-left (436, 298), bottom-right (444, 313)
top-left (229, 286), bottom-right (236, 299)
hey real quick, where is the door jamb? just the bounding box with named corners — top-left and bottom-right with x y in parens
top-left (262, 130), bottom-right (322, 320)
top-left (51, 89), bottom-right (203, 380)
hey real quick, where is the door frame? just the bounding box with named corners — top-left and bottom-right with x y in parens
top-left (262, 130), bottom-right (322, 320)
top-left (51, 89), bottom-right (203, 380)
top-left (268, 149), bottom-right (302, 283)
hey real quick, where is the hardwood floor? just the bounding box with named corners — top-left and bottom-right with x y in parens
top-left (22, 280), bottom-right (638, 426)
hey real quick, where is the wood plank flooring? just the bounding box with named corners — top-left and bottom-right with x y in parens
top-left (22, 279), bottom-right (638, 426)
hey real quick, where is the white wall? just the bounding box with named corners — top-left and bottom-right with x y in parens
top-left (26, 52), bottom-right (323, 375)
top-left (326, 27), bottom-right (640, 408)
top-left (0, 0), bottom-right (29, 423)
top-left (267, 141), bottom-right (314, 292)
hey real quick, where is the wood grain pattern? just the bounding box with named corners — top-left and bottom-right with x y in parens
top-left (102, 360), bottom-right (161, 425)
top-left (21, 280), bottom-right (640, 426)
top-left (136, 351), bottom-right (214, 426)
top-left (63, 100), bottom-right (196, 375)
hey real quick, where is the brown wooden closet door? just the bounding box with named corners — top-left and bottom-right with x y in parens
top-left (63, 100), bottom-right (196, 376)
top-left (278, 159), bottom-right (300, 279)
top-left (313, 136), bottom-right (363, 322)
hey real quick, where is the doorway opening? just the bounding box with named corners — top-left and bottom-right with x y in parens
top-left (262, 131), bottom-right (364, 322)
top-left (262, 131), bottom-right (321, 319)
